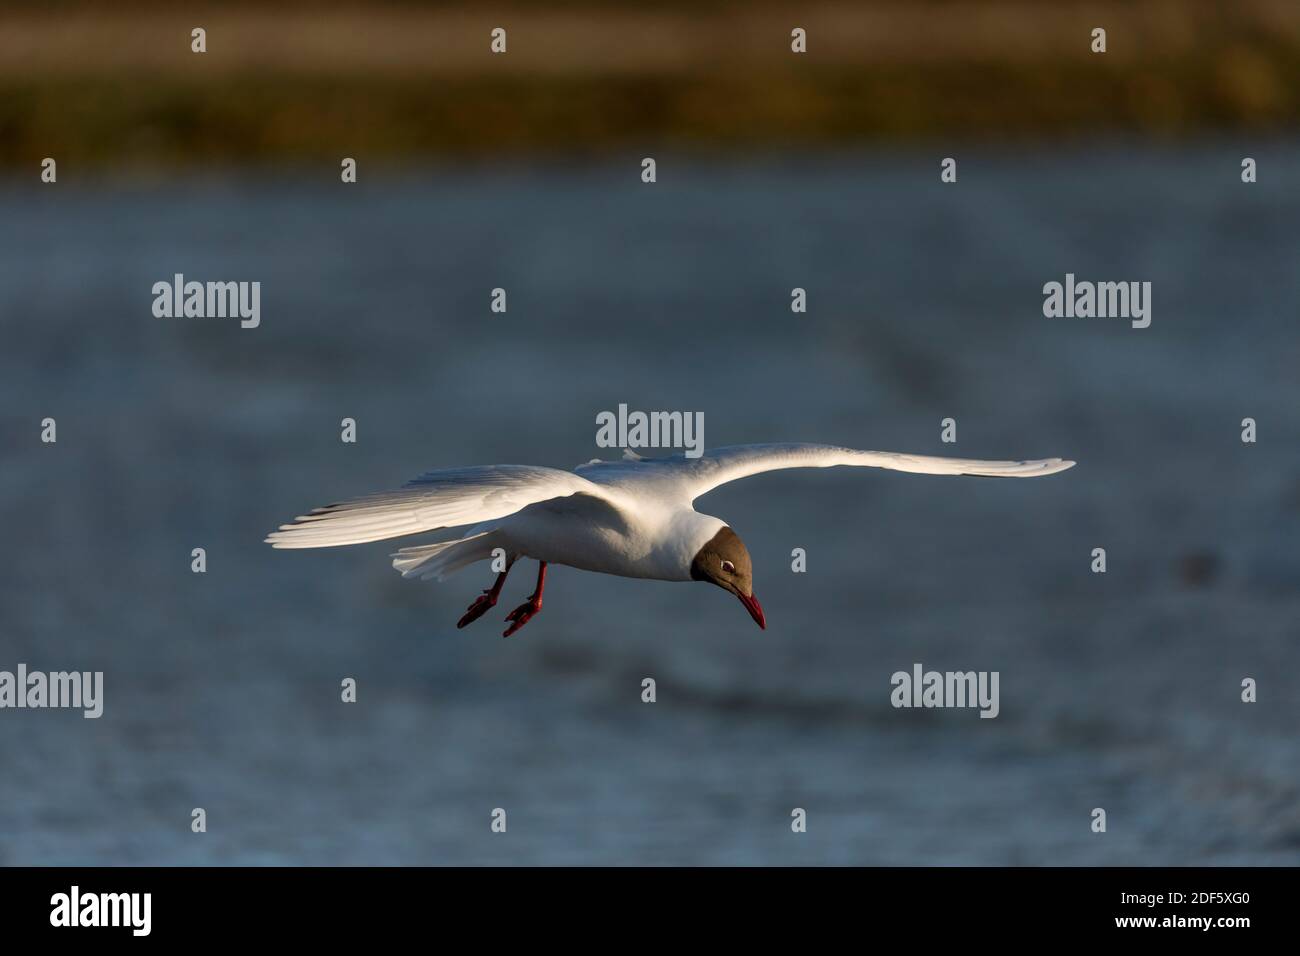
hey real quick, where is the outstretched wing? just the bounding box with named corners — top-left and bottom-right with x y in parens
top-left (610, 443), bottom-right (1074, 504)
top-left (265, 465), bottom-right (615, 549)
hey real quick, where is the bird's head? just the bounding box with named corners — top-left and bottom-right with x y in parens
top-left (690, 526), bottom-right (765, 629)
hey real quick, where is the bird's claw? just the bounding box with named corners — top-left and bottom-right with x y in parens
top-left (457, 589), bottom-right (497, 628)
top-left (502, 595), bottom-right (542, 637)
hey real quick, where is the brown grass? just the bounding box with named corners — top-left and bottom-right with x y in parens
top-left (1, 1), bottom-right (1297, 169)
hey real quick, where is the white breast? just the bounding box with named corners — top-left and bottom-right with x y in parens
top-left (494, 500), bottom-right (724, 582)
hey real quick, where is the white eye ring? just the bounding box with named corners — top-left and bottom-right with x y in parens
top-left (721, 560), bottom-right (735, 573)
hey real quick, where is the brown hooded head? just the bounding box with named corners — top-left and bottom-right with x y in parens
top-left (690, 526), bottom-right (765, 629)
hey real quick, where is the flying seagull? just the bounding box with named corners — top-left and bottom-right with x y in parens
top-left (266, 443), bottom-right (1074, 636)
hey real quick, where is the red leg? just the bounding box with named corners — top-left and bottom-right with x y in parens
top-left (457, 558), bottom-right (514, 628)
top-left (503, 561), bottom-right (547, 637)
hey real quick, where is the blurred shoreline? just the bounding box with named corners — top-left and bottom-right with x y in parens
top-left (3, 0), bottom-right (1298, 170)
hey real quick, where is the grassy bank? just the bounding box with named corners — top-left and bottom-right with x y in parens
top-left (2, 1), bottom-right (1298, 170)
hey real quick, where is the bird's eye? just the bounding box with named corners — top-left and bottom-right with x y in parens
top-left (721, 560), bottom-right (735, 573)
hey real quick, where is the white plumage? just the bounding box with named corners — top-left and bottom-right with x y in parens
top-left (266, 443), bottom-right (1075, 634)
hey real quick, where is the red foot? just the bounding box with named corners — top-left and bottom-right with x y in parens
top-left (502, 598), bottom-right (541, 637)
top-left (502, 562), bottom-right (547, 638)
top-left (457, 561), bottom-right (513, 629)
top-left (457, 590), bottom-right (498, 628)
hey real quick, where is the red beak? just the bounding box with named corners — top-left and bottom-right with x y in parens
top-left (738, 592), bottom-right (766, 629)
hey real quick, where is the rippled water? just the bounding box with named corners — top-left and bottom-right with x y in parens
top-left (2, 144), bottom-right (1298, 864)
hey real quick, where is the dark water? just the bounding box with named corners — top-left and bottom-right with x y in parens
top-left (2, 144), bottom-right (1298, 864)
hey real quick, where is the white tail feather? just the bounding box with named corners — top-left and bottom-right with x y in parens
top-left (390, 532), bottom-right (497, 581)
